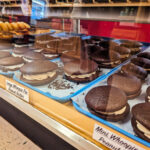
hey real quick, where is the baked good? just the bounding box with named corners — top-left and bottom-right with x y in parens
top-left (14, 39), bottom-right (30, 47)
top-left (61, 50), bottom-right (80, 64)
top-left (64, 59), bottom-right (99, 83)
top-left (85, 85), bottom-right (130, 121)
top-left (0, 42), bottom-right (13, 51)
top-left (137, 52), bottom-right (150, 60)
top-left (23, 51), bottom-right (46, 63)
top-left (113, 46), bottom-right (131, 60)
top-left (99, 40), bottom-right (119, 50)
top-left (131, 57), bottom-right (150, 71)
top-left (120, 40), bottom-right (142, 54)
top-left (90, 50), bottom-right (121, 68)
top-left (12, 47), bottom-right (31, 57)
top-left (20, 60), bottom-right (58, 86)
top-left (0, 56), bottom-right (24, 71)
top-left (0, 51), bottom-right (11, 59)
top-left (0, 22), bottom-right (9, 32)
top-left (10, 22), bottom-right (19, 31)
top-left (121, 63), bottom-right (148, 80)
top-left (107, 73), bottom-right (142, 99)
top-left (42, 50), bottom-right (59, 60)
top-left (5, 22), bottom-right (13, 31)
top-left (145, 86), bottom-right (150, 102)
top-left (131, 103), bottom-right (150, 142)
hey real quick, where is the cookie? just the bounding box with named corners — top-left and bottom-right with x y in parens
top-left (121, 63), bottom-right (148, 80)
top-left (120, 40), bottom-right (142, 54)
top-left (23, 51), bottom-right (46, 63)
top-left (64, 59), bottom-right (99, 83)
top-left (131, 103), bottom-right (150, 142)
top-left (0, 56), bottom-right (24, 71)
top-left (0, 42), bottom-right (13, 51)
top-left (90, 50), bottom-right (121, 68)
top-left (131, 57), bottom-right (150, 71)
top-left (137, 52), bottom-right (150, 60)
top-left (0, 51), bottom-right (11, 59)
top-left (20, 60), bottom-right (58, 86)
top-left (107, 73), bottom-right (142, 99)
top-left (85, 85), bottom-right (129, 122)
top-left (99, 40), bottom-right (119, 50)
top-left (113, 46), bottom-right (131, 60)
top-left (29, 46), bottom-right (43, 53)
top-left (145, 86), bottom-right (150, 102)
top-left (12, 47), bottom-right (31, 57)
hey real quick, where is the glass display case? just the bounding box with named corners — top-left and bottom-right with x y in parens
top-left (0, 0), bottom-right (150, 149)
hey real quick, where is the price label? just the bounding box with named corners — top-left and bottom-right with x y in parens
top-left (93, 124), bottom-right (144, 150)
top-left (6, 80), bottom-right (29, 103)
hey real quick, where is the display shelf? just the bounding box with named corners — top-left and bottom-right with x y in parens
top-left (48, 2), bottom-right (150, 7)
top-left (0, 75), bottom-right (149, 150)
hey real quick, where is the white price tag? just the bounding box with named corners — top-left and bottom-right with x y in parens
top-left (6, 80), bottom-right (29, 103)
top-left (93, 124), bottom-right (144, 150)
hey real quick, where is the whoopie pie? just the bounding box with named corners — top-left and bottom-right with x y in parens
top-left (20, 60), bottom-right (58, 86)
top-left (85, 85), bottom-right (130, 122)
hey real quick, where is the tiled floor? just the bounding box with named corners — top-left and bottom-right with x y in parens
top-left (0, 116), bottom-right (41, 150)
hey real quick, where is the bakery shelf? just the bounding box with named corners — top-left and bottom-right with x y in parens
top-left (48, 2), bottom-right (150, 7)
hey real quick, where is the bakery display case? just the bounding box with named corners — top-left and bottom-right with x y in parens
top-left (0, 0), bottom-right (150, 149)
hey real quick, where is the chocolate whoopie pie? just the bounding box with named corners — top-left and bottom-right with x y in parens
top-left (0, 51), bottom-right (11, 59)
top-left (90, 50), bottom-right (121, 68)
top-left (145, 86), bottom-right (150, 102)
top-left (23, 51), bottom-right (46, 63)
top-left (0, 42), bottom-right (14, 51)
top-left (131, 57), bottom-right (150, 71)
top-left (0, 56), bottom-right (24, 71)
top-left (131, 103), bottom-right (150, 142)
top-left (137, 52), bottom-right (150, 60)
top-left (29, 46), bottom-right (43, 53)
top-left (113, 46), bottom-right (131, 61)
top-left (64, 59), bottom-right (99, 83)
top-left (107, 73), bottom-right (142, 99)
top-left (12, 47), bottom-right (31, 57)
top-left (99, 40), bottom-right (119, 50)
top-left (85, 85), bottom-right (130, 122)
top-left (121, 63), bottom-right (148, 80)
top-left (20, 60), bottom-right (58, 86)
top-left (120, 40), bottom-right (142, 54)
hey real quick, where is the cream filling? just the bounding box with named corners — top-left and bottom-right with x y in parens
top-left (131, 47), bottom-right (140, 52)
top-left (43, 54), bottom-right (59, 58)
top-left (98, 106), bottom-right (126, 115)
top-left (33, 49), bottom-right (43, 52)
top-left (101, 60), bottom-right (120, 65)
top-left (12, 53), bottom-right (23, 57)
top-left (148, 96), bottom-right (150, 102)
top-left (120, 54), bottom-right (130, 59)
top-left (23, 71), bottom-right (56, 81)
top-left (4, 63), bottom-right (24, 69)
top-left (14, 44), bottom-right (29, 48)
top-left (23, 57), bottom-right (33, 63)
top-left (65, 71), bottom-right (96, 79)
top-left (37, 40), bottom-right (49, 44)
top-left (136, 121), bottom-right (150, 139)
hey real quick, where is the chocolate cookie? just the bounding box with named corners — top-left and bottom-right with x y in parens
top-left (121, 63), bottom-right (148, 80)
top-left (137, 52), bottom-right (150, 60)
top-left (131, 57), bottom-right (150, 71)
top-left (23, 51), bottom-right (46, 63)
top-left (99, 40), bottom-right (119, 50)
top-left (20, 60), bottom-right (58, 86)
top-left (0, 56), bottom-right (24, 71)
top-left (85, 85), bottom-right (129, 121)
top-left (107, 73), bottom-right (142, 99)
top-left (64, 59), bottom-right (99, 83)
top-left (120, 40), bottom-right (142, 54)
top-left (131, 103), bottom-right (150, 142)
top-left (145, 86), bottom-right (150, 102)
top-left (113, 46), bottom-right (131, 60)
top-left (0, 51), bottom-right (11, 59)
top-left (0, 42), bottom-right (13, 51)
top-left (90, 50), bottom-right (121, 68)
top-left (12, 47), bottom-right (31, 57)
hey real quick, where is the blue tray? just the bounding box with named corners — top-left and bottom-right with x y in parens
top-left (72, 47), bottom-right (150, 148)
top-left (13, 57), bottom-right (111, 102)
